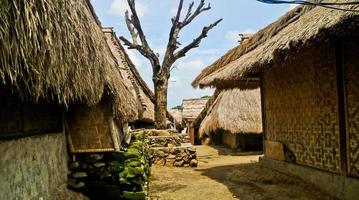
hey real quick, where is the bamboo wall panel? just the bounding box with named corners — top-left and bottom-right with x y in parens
top-left (344, 39), bottom-right (359, 178)
top-left (66, 101), bottom-right (117, 153)
top-left (263, 44), bottom-right (341, 173)
top-left (0, 90), bottom-right (61, 138)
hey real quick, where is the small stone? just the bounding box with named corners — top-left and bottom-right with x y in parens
top-left (174, 160), bottom-right (184, 167)
top-left (167, 154), bottom-right (176, 159)
top-left (167, 143), bottom-right (175, 148)
top-left (155, 159), bottom-right (166, 166)
top-left (189, 154), bottom-right (196, 159)
top-left (73, 172), bottom-right (88, 178)
top-left (169, 148), bottom-right (176, 154)
top-left (94, 162), bottom-right (106, 168)
top-left (156, 150), bottom-right (166, 157)
top-left (89, 154), bottom-right (104, 161)
top-left (69, 161), bottom-right (80, 170)
top-left (184, 164), bottom-right (190, 167)
top-left (188, 148), bottom-right (196, 153)
top-left (68, 179), bottom-right (85, 189)
top-left (166, 158), bottom-right (175, 167)
top-left (190, 159), bottom-right (198, 167)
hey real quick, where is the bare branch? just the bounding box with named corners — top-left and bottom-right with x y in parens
top-left (183, 2), bottom-right (195, 23)
top-left (119, 36), bottom-right (161, 73)
top-left (127, 0), bottom-right (150, 49)
top-left (174, 19), bottom-right (222, 60)
top-left (122, 0), bottom-right (161, 74)
top-left (125, 11), bottom-right (138, 45)
top-left (171, 0), bottom-right (184, 25)
top-left (179, 0), bottom-right (211, 29)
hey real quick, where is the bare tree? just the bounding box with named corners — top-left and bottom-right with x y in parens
top-left (120, 0), bottom-right (222, 129)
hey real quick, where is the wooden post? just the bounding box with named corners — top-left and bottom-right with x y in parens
top-left (335, 39), bottom-right (348, 176)
top-left (260, 73), bottom-right (267, 155)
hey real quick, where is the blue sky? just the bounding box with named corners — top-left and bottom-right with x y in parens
top-left (91, 0), bottom-right (293, 108)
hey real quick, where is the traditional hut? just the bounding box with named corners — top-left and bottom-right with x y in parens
top-left (0, 0), bottom-right (136, 199)
top-left (193, 3), bottom-right (359, 199)
top-left (182, 98), bottom-right (208, 144)
top-left (196, 88), bottom-right (262, 151)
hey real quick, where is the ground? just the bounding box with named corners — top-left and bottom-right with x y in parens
top-left (149, 145), bottom-right (334, 200)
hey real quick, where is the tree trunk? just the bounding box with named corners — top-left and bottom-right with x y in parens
top-left (154, 77), bottom-right (168, 129)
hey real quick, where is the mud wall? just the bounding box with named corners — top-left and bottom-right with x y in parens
top-left (0, 132), bottom-right (69, 199)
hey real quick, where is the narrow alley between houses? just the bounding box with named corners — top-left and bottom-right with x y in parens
top-left (149, 145), bottom-right (332, 200)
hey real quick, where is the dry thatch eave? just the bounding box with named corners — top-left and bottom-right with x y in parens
top-left (0, 0), bottom-right (111, 105)
top-left (103, 27), bottom-right (155, 122)
top-left (192, 90), bottom-right (221, 129)
top-left (193, 1), bottom-right (359, 89)
top-left (0, 0), bottom-right (138, 122)
top-left (199, 88), bottom-right (262, 138)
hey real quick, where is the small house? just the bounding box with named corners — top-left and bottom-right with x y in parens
top-left (192, 3), bottom-right (359, 199)
top-left (182, 98), bottom-right (208, 144)
top-left (196, 88), bottom-right (262, 151)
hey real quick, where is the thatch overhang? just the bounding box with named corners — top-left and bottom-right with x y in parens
top-left (192, 90), bottom-right (221, 129)
top-left (168, 109), bottom-right (183, 125)
top-left (0, 0), bottom-right (137, 122)
top-left (182, 98), bottom-right (208, 121)
top-left (103, 27), bottom-right (155, 123)
top-left (192, 1), bottom-right (359, 89)
top-left (198, 88), bottom-right (262, 138)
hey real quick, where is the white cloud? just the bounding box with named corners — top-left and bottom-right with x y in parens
top-left (177, 60), bottom-right (206, 70)
top-left (225, 29), bottom-right (256, 42)
top-left (109, 0), bottom-right (148, 17)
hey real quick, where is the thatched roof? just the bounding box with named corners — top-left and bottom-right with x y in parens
top-left (182, 98), bottom-right (208, 120)
top-left (192, 2), bottom-right (359, 88)
top-left (0, 0), bottom-right (137, 122)
top-left (168, 109), bottom-right (183, 124)
top-left (199, 88), bottom-right (262, 138)
top-left (103, 27), bottom-right (154, 122)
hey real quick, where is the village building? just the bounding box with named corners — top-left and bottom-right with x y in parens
top-left (192, 3), bottom-right (359, 199)
top-left (182, 98), bottom-right (208, 144)
top-left (0, 0), bottom-right (138, 199)
top-left (193, 88), bottom-right (262, 151)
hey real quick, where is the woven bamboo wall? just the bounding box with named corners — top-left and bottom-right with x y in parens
top-left (263, 43), bottom-right (342, 173)
top-left (0, 89), bottom-right (62, 138)
top-left (344, 38), bottom-right (359, 178)
top-left (66, 99), bottom-right (117, 153)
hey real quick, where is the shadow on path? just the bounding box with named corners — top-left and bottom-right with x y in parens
top-left (196, 162), bottom-right (334, 200)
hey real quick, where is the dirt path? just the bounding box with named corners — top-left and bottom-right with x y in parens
top-left (149, 145), bottom-right (333, 200)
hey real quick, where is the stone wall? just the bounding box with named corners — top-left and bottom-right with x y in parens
top-left (148, 134), bottom-right (190, 148)
top-left (0, 132), bottom-right (77, 200)
top-left (150, 147), bottom-right (198, 167)
top-left (68, 132), bottom-right (151, 200)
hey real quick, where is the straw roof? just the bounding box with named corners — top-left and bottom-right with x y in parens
top-left (199, 88), bottom-right (262, 138)
top-left (0, 0), bottom-right (137, 122)
top-left (182, 98), bottom-right (208, 120)
top-left (103, 27), bottom-right (154, 122)
top-left (168, 109), bottom-right (183, 124)
top-left (193, 2), bottom-right (359, 88)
